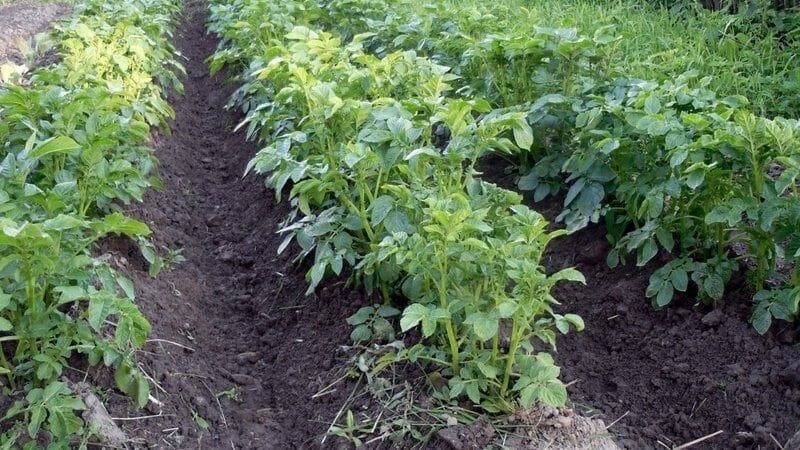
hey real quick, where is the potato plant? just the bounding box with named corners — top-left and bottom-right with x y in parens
top-left (209, 0), bottom-right (585, 412)
top-left (309, 0), bottom-right (800, 334)
top-left (549, 75), bottom-right (800, 332)
top-left (0, 0), bottom-right (181, 444)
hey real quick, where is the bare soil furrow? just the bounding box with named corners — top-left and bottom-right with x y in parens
top-left (102, 5), bottom-right (367, 448)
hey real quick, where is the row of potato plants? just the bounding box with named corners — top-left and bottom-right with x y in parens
top-left (208, 0), bottom-right (585, 412)
top-left (315, 0), bottom-right (800, 334)
top-left (0, 0), bottom-right (182, 446)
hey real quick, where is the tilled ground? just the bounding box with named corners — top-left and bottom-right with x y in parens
top-left (552, 226), bottom-right (800, 449)
top-left (99, 4), bottom-right (370, 448)
top-left (61, 3), bottom-right (800, 450)
top-left (0, 1), bottom-right (70, 63)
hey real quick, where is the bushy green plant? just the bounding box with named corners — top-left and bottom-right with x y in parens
top-left (321, 0), bottom-right (800, 118)
top-left (311, 0), bottom-right (800, 334)
top-left (208, 0), bottom-right (585, 413)
top-left (0, 0), bottom-right (181, 444)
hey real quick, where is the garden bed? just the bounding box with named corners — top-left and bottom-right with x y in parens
top-left (2, 0), bottom-right (798, 448)
top-left (101, 6), bottom-right (799, 449)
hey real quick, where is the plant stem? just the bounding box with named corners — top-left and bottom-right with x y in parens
top-left (437, 257), bottom-right (460, 374)
top-left (373, 167), bottom-right (383, 201)
top-left (0, 347), bottom-right (14, 389)
top-left (500, 317), bottom-right (520, 395)
top-left (25, 276), bottom-right (36, 316)
top-left (443, 321), bottom-right (460, 374)
top-left (341, 196), bottom-right (376, 242)
top-left (492, 333), bottom-right (499, 364)
top-left (380, 283), bottom-right (391, 304)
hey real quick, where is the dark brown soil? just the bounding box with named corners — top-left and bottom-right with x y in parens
top-left (76, 4), bottom-right (800, 450)
top-left (97, 5), bottom-right (372, 448)
top-left (0, 1), bottom-right (70, 63)
top-left (507, 182), bottom-right (800, 449)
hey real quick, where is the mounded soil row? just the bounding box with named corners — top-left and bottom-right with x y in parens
top-left (549, 219), bottom-right (800, 449)
top-left (101, 5), bottom-right (370, 448)
top-left (91, 3), bottom-right (800, 449)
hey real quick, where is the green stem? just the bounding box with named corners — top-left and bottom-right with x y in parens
top-left (491, 333), bottom-right (499, 364)
top-left (361, 179), bottom-right (375, 204)
top-left (443, 321), bottom-right (460, 374)
top-left (0, 347), bottom-right (14, 389)
top-left (78, 184), bottom-right (87, 217)
top-left (437, 257), bottom-right (460, 374)
top-left (373, 167), bottom-right (384, 201)
top-left (358, 186), bottom-right (376, 240)
top-left (500, 317), bottom-right (521, 395)
top-left (744, 129), bottom-right (763, 200)
top-left (25, 276), bottom-right (36, 315)
top-left (755, 242), bottom-right (768, 291)
top-left (341, 196), bottom-right (376, 242)
top-left (413, 354), bottom-right (451, 366)
top-left (752, 158), bottom-right (763, 199)
top-left (380, 283), bottom-right (391, 304)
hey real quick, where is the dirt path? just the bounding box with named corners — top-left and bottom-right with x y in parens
top-left (101, 5), bottom-right (369, 448)
top-left (0, 1), bottom-right (70, 63)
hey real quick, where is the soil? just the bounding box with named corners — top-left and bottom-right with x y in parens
top-left (8, 0), bottom-right (796, 448)
top-left (502, 178), bottom-right (800, 448)
top-left (96, 5), bottom-right (373, 449)
top-left (434, 407), bottom-right (618, 450)
top-left (0, 1), bottom-right (70, 63)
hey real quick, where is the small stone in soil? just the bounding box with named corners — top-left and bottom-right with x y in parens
top-left (234, 294), bottom-right (252, 302)
top-left (781, 360), bottom-right (800, 386)
top-left (236, 351), bottom-right (259, 365)
top-left (205, 214), bottom-right (221, 227)
top-left (728, 364), bottom-right (744, 376)
top-left (745, 411), bottom-right (763, 428)
top-left (701, 309), bottom-right (725, 327)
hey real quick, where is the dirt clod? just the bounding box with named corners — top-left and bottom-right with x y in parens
top-left (781, 360), bottom-right (800, 386)
top-left (435, 419), bottom-right (495, 450)
top-left (236, 351), bottom-right (259, 365)
top-left (500, 407), bottom-right (619, 450)
top-left (701, 309), bottom-right (725, 327)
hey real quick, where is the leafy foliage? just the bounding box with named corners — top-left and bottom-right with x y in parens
top-left (309, 0), bottom-right (800, 333)
top-left (208, 0), bottom-right (584, 412)
top-left (0, 0), bottom-right (181, 444)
